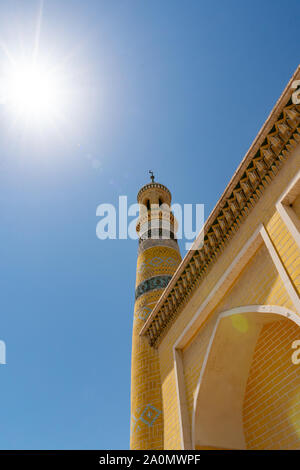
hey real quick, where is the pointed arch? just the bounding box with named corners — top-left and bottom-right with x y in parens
top-left (192, 305), bottom-right (300, 449)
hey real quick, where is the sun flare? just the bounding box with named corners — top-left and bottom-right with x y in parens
top-left (1, 58), bottom-right (64, 125)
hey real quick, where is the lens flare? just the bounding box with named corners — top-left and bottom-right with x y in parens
top-left (1, 58), bottom-right (64, 125)
top-left (230, 314), bottom-right (249, 333)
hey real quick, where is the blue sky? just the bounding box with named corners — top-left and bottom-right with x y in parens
top-left (0, 0), bottom-right (299, 449)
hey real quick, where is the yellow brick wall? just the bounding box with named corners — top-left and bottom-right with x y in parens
top-left (157, 145), bottom-right (300, 449)
top-left (136, 246), bottom-right (181, 286)
top-left (266, 211), bottom-right (300, 293)
top-left (243, 319), bottom-right (300, 449)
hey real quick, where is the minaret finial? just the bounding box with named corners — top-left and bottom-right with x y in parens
top-left (149, 170), bottom-right (155, 183)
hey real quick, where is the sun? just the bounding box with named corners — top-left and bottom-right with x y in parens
top-left (8, 61), bottom-right (58, 114)
top-left (1, 58), bottom-right (64, 125)
top-left (0, 0), bottom-right (71, 131)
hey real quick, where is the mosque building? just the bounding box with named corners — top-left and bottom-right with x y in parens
top-left (130, 65), bottom-right (300, 450)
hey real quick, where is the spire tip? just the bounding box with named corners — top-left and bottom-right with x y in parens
top-left (149, 170), bottom-right (155, 183)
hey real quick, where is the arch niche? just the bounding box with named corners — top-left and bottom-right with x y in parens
top-left (192, 305), bottom-right (300, 450)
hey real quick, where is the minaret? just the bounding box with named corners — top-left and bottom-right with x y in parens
top-left (130, 173), bottom-right (181, 450)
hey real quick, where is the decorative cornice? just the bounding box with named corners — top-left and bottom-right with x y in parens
top-left (138, 238), bottom-right (180, 255)
top-left (140, 65), bottom-right (300, 348)
top-left (137, 183), bottom-right (171, 202)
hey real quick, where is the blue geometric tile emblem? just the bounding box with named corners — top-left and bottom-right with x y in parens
top-left (134, 306), bottom-right (152, 322)
top-left (139, 404), bottom-right (161, 427)
top-left (130, 415), bottom-right (141, 436)
top-left (131, 404), bottom-right (162, 435)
